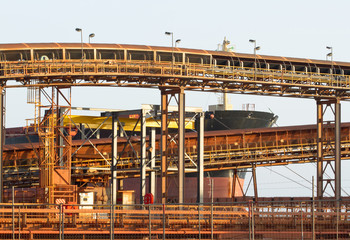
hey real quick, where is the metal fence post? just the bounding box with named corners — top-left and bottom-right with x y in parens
top-left (252, 202), bottom-right (255, 240)
top-left (300, 202), bottom-right (303, 240)
top-left (198, 203), bottom-right (201, 240)
top-left (336, 201), bottom-right (339, 240)
top-left (312, 202), bottom-right (315, 240)
top-left (148, 205), bottom-right (151, 240)
top-left (12, 186), bottom-right (14, 240)
top-left (248, 201), bottom-right (251, 240)
top-left (110, 202), bottom-right (112, 240)
top-left (59, 203), bottom-right (62, 240)
top-left (211, 179), bottom-right (214, 240)
top-left (18, 206), bottom-right (20, 240)
top-left (163, 203), bottom-right (165, 240)
top-left (211, 202), bottom-right (213, 240)
top-left (162, 204), bottom-right (165, 240)
top-left (110, 202), bottom-right (114, 240)
top-left (62, 204), bottom-right (64, 240)
top-left (312, 177), bottom-right (315, 240)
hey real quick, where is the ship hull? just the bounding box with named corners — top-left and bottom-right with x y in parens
top-left (205, 110), bottom-right (277, 131)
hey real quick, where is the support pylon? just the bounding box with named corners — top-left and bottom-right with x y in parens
top-left (316, 98), bottom-right (341, 201)
top-left (160, 87), bottom-right (185, 204)
top-left (29, 86), bottom-right (73, 204)
top-left (0, 88), bottom-right (4, 203)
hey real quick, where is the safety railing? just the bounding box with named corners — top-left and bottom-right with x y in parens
top-left (1, 60), bottom-right (350, 90)
top-left (0, 200), bottom-right (349, 239)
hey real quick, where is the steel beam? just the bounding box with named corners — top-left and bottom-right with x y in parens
top-left (58, 108), bottom-right (64, 166)
top-left (160, 91), bottom-right (168, 204)
top-left (111, 115), bottom-right (118, 205)
top-left (140, 110), bottom-right (147, 204)
top-left (252, 163), bottom-right (258, 200)
top-left (178, 88), bottom-right (185, 204)
top-left (149, 128), bottom-right (156, 199)
top-left (316, 99), bottom-right (341, 200)
top-left (232, 170), bottom-right (239, 199)
top-left (335, 99), bottom-right (341, 201)
top-left (0, 89), bottom-right (3, 202)
top-left (80, 124), bottom-right (86, 140)
top-left (316, 101), bottom-right (323, 199)
top-left (160, 87), bottom-right (186, 204)
top-left (197, 112), bottom-right (204, 204)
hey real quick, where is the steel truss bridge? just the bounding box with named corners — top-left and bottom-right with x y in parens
top-left (0, 42), bottom-right (349, 204)
top-left (3, 121), bottom-right (350, 201)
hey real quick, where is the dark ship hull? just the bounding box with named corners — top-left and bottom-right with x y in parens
top-left (205, 110), bottom-right (277, 131)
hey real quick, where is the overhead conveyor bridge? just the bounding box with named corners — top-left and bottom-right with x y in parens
top-left (0, 42), bottom-right (350, 98)
top-left (3, 122), bottom-right (350, 187)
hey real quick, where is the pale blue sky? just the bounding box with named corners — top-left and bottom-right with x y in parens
top-left (2, 0), bottom-right (350, 197)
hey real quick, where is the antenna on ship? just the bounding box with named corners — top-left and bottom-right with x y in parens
top-left (210, 37), bottom-right (234, 111)
top-left (222, 37), bottom-right (230, 52)
top-left (221, 37), bottom-right (234, 110)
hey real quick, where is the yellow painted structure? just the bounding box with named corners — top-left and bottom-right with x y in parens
top-left (64, 115), bottom-right (195, 131)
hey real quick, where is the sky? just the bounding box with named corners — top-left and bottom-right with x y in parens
top-left (1, 0), bottom-right (350, 198)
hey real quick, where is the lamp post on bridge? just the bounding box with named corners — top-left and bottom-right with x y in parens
top-left (326, 46), bottom-right (333, 76)
top-left (165, 31), bottom-right (174, 74)
top-left (175, 39), bottom-right (181, 48)
top-left (89, 33), bottom-right (95, 44)
top-left (249, 39), bottom-right (261, 81)
top-left (75, 28), bottom-right (84, 74)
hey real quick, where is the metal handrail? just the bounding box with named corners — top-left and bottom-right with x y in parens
top-left (1, 60), bottom-right (349, 90)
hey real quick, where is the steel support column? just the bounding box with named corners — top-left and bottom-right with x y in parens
top-left (317, 102), bottom-right (323, 199)
top-left (252, 163), bottom-right (258, 200)
top-left (316, 99), bottom-right (341, 200)
top-left (197, 112), bottom-right (204, 204)
top-left (80, 124), bottom-right (86, 140)
top-left (58, 108), bottom-right (65, 166)
top-left (178, 88), bottom-right (185, 204)
top-left (232, 169), bottom-right (246, 199)
top-left (140, 109), bottom-right (147, 204)
top-left (149, 128), bottom-right (156, 199)
top-left (160, 91), bottom-right (168, 204)
top-left (232, 170), bottom-right (238, 199)
top-left (335, 100), bottom-right (341, 201)
top-left (33, 87), bottom-right (73, 204)
top-left (160, 87), bottom-right (186, 204)
top-left (111, 115), bottom-right (118, 205)
top-left (0, 89), bottom-right (3, 202)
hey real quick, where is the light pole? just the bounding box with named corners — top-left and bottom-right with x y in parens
top-left (326, 46), bottom-right (333, 75)
top-left (89, 33), bottom-right (95, 44)
top-left (75, 28), bottom-right (84, 74)
top-left (175, 39), bottom-right (181, 48)
top-left (249, 39), bottom-right (260, 81)
top-left (165, 32), bottom-right (174, 74)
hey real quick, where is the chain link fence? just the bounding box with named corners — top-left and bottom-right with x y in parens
top-left (0, 200), bottom-right (349, 239)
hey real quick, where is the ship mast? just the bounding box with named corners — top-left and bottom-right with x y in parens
top-left (222, 37), bottom-right (231, 110)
